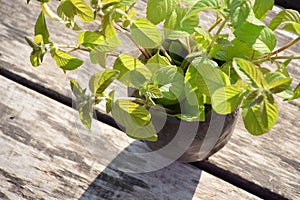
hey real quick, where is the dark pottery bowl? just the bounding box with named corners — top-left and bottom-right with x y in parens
top-left (145, 109), bottom-right (239, 162)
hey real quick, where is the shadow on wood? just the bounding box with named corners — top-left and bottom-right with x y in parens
top-left (79, 141), bottom-right (202, 200)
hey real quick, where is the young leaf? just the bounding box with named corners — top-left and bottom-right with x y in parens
top-left (212, 85), bottom-right (245, 115)
top-left (30, 51), bottom-right (43, 67)
top-left (113, 54), bottom-right (152, 86)
top-left (35, 12), bottom-right (50, 44)
top-left (234, 22), bottom-right (276, 54)
top-left (146, 0), bottom-right (177, 24)
top-left (78, 31), bottom-right (105, 50)
top-left (89, 69), bottom-right (119, 98)
top-left (233, 58), bottom-right (267, 88)
top-left (70, 0), bottom-right (94, 22)
top-left (253, 0), bottom-right (274, 20)
top-left (26, 37), bottom-right (46, 67)
top-left (265, 72), bottom-right (292, 94)
top-left (50, 48), bottom-right (83, 70)
top-left (130, 18), bottom-right (162, 48)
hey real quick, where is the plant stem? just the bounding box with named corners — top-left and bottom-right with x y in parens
top-left (208, 16), bottom-right (228, 55)
top-left (57, 45), bottom-right (90, 52)
top-left (185, 37), bottom-right (191, 54)
top-left (255, 36), bottom-right (300, 63)
top-left (208, 16), bottom-right (222, 32)
top-left (271, 36), bottom-right (300, 56)
top-left (160, 46), bottom-right (174, 64)
top-left (254, 55), bottom-right (300, 64)
top-left (115, 8), bottom-right (129, 18)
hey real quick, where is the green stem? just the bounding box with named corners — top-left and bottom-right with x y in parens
top-left (208, 16), bottom-right (222, 32)
top-left (255, 36), bottom-right (300, 63)
top-left (115, 8), bottom-right (129, 18)
top-left (185, 37), bottom-right (191, 54)
top-left (254, 55), bottom-right (300, 64)
top-left (57, 45), bottom-right (90, 52)
top-left (208, 16), bottom-right (228, 55)
top-left (160, 47), bottom-right (174, 64)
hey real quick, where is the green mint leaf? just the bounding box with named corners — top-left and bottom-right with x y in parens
top-left (153, 66), bottom-right (184, 101)
top-left (185, 57), bottom-right (228, 104)
top-left (70, 79), bottom-right (84, 99)
top-left (185, 0), bottom-right (220, 18)
top-left (139, 84), bottom-right (163, 99)
top-left (112, 99), bottom-right (152, 127)
top-left (253, 0), bottom-right (274, 20)
top-left (164, 8), bottom-right (199, 39)
top-left (89, 69), bottom-right (119, 98)
top-left (105, 90), bottom-right (115, 113)
top-left (90, 51), bottom-right (106, 68)
top-left (126, 123), bottom-right (158, 141)
top-left (78, 31), bottom-right (105, 50)
top-left (242, 95), bottom-right (277, 136)
top-left (229, 0), bottom-right (251, 28)
top-left (78, 98), bottom-right (94, 129)
top-left (35, 12), bottom-right (50, 44)
top-left (130, 18), bottom-right (162, 48)
top-left (233, 58), bottom-right (267, 88)
top-left (212, 85), bottom-right (245, 115)
top-left (113, 54), bottom-right (152, 88)
top-left (50, 48), bottom-right (83, 70)
top-left (265, 72), bottom-right (292, 94)
top-left (234, 22), bottom-right (276, 54)
top-left (146, 0), bottom-right (177, 24)
top-left (261, 94), bottom-right (278, 130)
top-left (269, 9), bottom-right (300, 34)
top-left (102, 12), bottom-right (121, 45)
top-left (70, 0), bottom-right (94, 22)
top-left (57, 0), bottom-right (81, 30)
top-left (287, 83), bottom-right (300, 101)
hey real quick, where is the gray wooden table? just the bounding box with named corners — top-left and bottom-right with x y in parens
top-left (0, 0), bottom-right (299, 199)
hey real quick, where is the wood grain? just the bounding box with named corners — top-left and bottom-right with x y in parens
top-left (0, 0), bottom-right (299, 199)
top-left (0, 75), bottom-right (260, 199)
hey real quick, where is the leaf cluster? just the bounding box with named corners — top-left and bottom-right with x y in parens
top-left (26, 0), bottom-right (300, 140)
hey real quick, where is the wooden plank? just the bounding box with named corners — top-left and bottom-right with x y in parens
top-left (0, 0), bottom-right (299, 199)
top-left (0, 75), bottom-right (260, 199)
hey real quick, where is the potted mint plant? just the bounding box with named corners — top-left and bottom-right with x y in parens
top-left (26, 0), bottom-right (300, 162)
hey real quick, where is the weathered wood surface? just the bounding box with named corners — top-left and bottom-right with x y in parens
top-left (0, 0), bottom-right (299, 199)
top-left (0, 75), bottom-right (260, 199)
